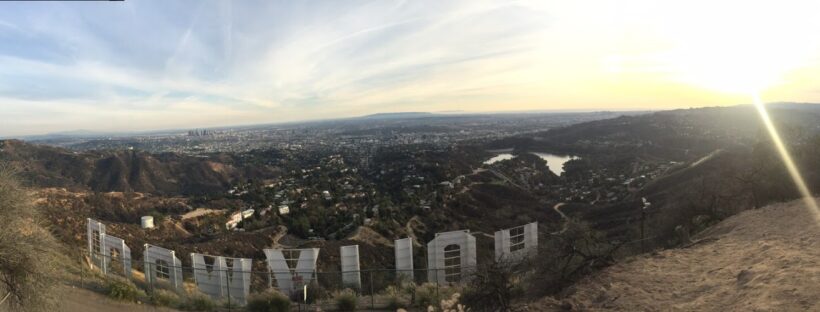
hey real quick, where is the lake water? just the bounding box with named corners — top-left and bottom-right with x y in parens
top-left (532, 152), bottom-right (579, 176)
top-left (484, 152), bottom-right (578, 176)
top-left (483, 153), bottom-right (515, 165)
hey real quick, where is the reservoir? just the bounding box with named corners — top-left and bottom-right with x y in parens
top-left (484, 152), bottom-right (578, 176)
top-left (483, 153), bottom-right (515, 165)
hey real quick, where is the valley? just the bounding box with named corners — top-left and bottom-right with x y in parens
top-left (6, 105), bottom-right (820, 309)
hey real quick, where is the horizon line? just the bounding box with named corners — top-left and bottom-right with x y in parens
top-left (2, 102), bottom-right (810, 139)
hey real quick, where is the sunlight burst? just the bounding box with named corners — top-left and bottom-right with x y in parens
top-left (752, 94), bottom-right (820, 222)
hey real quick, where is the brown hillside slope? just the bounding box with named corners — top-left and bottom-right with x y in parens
top-left (0, 139), bottom-right (278, 195)
top-left (534, 199), bottom-right (820, 311)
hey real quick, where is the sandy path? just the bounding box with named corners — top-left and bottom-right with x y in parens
top-left (533, 198), bottom-right (820, 311)
top-left (181, 208), bottom-right (225, 220)
top-left (58, 286), bottom-right (179, 312)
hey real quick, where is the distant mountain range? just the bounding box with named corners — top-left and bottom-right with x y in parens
top-left (6, 109), bottom-right (637, 141)
top-left (359, 112), bottom-right (436, 119)
top-left (0, 139), bottom-right (278, 195)
top-left (7, 102), bottom-right (820, 143)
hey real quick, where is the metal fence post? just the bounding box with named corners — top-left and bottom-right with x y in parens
top-left (369, 270), bottom-right (375, 311)
top-left (435, 268), bottom-right (440, 303)
top-left (148, 262), bottom-right (154, 295)
top-left (79, 249), bottom-right (85, 289)
top-left (226, 268), bottom-right (232, 312)
top-left (296, 271), bottom-right (303, 312)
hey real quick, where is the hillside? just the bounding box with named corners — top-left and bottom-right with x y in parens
top-left (534, 198), bottom-right (820, 311)
top-left (0, 140), bottom-right (279, 195)
top-left (491, 105), bottom-right (820, 159)
top-left (482, 104), bottom-right (820, 246)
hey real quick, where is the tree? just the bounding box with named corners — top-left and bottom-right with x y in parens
top-left (527, 221), bottom-right (621, 298)
top-left (462, 260), bottom-right (524, 312)
top-left (0, 166), bottom-right (60, 311)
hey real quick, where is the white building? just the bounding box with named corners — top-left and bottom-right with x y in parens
top-left (141, 216), bottom-right (155, 229)
top-left (226, 208), bottom-right (255, 230)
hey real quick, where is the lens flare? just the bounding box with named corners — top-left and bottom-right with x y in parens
top-left (752, 94), bottom-right (820, 222)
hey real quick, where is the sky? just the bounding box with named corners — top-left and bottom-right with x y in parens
top-left (1, 0), bottom-right (820, 136)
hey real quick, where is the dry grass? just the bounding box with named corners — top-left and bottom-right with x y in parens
top-left (0, 165), bottom-right (62, 311)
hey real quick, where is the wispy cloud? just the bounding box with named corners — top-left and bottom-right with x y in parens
top-left (2, 0), bottom-right (820, 136)
top-left (0, 0), bottom-right (556, 135)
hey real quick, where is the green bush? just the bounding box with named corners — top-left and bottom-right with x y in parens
top-left (309, 280), bottom-right (330, 304)
top-left (105, 279), bottom-right (144, 302)
top-left (178, 291), bottom-right (216, 311)
top-left (384, 285), bottom-right (407, 310)
top-left (413, 283), bottom-right (441, 308)
top-left (334, 289), bottom-right (358, 312)
top-left (289, 280), bottom-right (327, 304)
top-left (222, 300), bottom-right (242, 310)
top-left (412, 283), bottom-right (461, 310)
top-left (150, 289), bottom-right (181, 307)
top-left (246, 290), bottom-right (292, 312)
top-left (386, 295), bottom-right (406, 310)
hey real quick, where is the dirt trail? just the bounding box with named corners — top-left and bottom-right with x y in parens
top-left (532, 198), bottom-right (820, 311)
top-left (550, 202), bottom-right (568, 235)
top-left (58, 286), bottom-right (179, 312)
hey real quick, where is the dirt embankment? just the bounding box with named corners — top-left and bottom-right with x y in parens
top-left (533, 198), bottom-right (820, 311)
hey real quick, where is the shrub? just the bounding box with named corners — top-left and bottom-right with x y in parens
top-left (150, 289), bottom-right (181, 307)
top-left (413, 283), bottom-right (441, 308)
top-left (439, 293), bottom-right (466, 312)
top-left (308, 280), bottom-right (330, 304)
top-left (461, 261), bottom-right (523, 312)
top-left (334, 289), bottom-right (358, 312)
top-left (0, 166), bottom-right (61, 310)
top-left (222, 299), bottom-right (242, 310)
top-left (178, 291), bottom-right (216, 311)
top-left (386, 295), bottom-right (405, 310)
top-left (384, 285), bottom-right (407, 310)
top-left (411, 283), bottom-right (462, 311)
top-left (288, 280), bottom-right (327, 304)
top-left (528, 221), bottom-right (620, 298)
top-left (246, 290), bottom-right (291, 312)
top-left (105, 279), bottom-right (144, 302)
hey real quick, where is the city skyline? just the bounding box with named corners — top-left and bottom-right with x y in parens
top-left (2, 0), bottom-right (820, 136)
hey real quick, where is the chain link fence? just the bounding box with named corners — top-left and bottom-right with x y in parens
top-left (79, 248), bottom-right (471, 311)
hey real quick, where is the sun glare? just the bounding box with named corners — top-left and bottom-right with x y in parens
top-left (614, 1), bottom-right (820, 221)
top-left (606, 0), bottom-right (820, 97)
top-left (751, 95), bottom-right (820, 222)
top-left (670, 32), bottom-right (820, 222)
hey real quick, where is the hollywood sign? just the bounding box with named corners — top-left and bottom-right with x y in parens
top-left (87, 218), bottom-right (538, 300)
